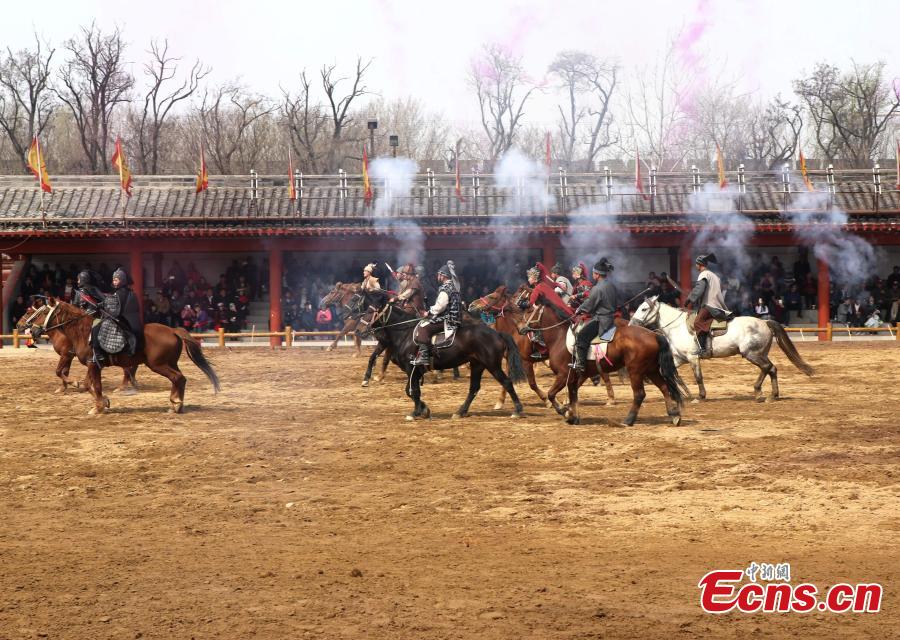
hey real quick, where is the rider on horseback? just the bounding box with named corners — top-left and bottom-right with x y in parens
top-left (572, 258), bottom-right (618, 373)
top-left (570, 263), bottom-right (593, 307)
top-left (550, 263), bottom-right (574, 304)
top-left (80, 268), bottom-right (143, 367)
top-left (361, 263), bottom-right (382, 292)
top-left (392, 264), bottom-right (424, 314)
top-left (686, 253), bottom-right (730, 359)
top-left (411, 261), bottom-right (461, 367)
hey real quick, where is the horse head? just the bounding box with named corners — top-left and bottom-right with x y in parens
top-left (511, 283), bottom-right (532, 308)
top-left (629, 295), bottom-right (660, 328)
top-left (467, 285), bottom-right (508, 314)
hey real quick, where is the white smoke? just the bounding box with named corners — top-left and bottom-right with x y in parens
top-left (368, 156), bottom-right (425, 269)
top-left (786, 191), bottom-right (877, 286)
top-left (688, 183), bottom-right (755, 280)
top-left (493, 148), bottom-right (551, 215)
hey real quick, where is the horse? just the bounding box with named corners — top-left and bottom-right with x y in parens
top-left (629, 296), bottom-right (814, 402)
top-left (28, 298), bottom-right (221, 414)
top-left (17, 302), bottom-right (138, 394)
top-left (358, 291), bottom-right (527, 420)
top-left (517, 296), bottom-right (684, 426)
top-left (468, 284), bottom-right (616, 409)
top-left (319, 283), bottom-right (367, 356)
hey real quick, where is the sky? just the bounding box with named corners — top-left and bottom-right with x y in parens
top-left (5, 0), bottom-right (899, 129)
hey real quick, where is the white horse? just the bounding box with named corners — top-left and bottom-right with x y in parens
top-left (629, 296), bottom-right (814, 402)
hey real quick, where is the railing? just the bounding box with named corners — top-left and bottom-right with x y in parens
top-left (2, 324), bottom-right (898, 348)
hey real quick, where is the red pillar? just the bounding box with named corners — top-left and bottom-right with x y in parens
top-left (542, 237), bottom-right (557, 267)
top-left (153, 252), bottom-right (163, 288)
top-left (816, 257), bottom-right (830, 341)
top-left (269, 246), bottom-right (283, 347)
top-left (678, 241), bottom-right (693, 296)
top-left (130, 249), bottom-right (144, 319)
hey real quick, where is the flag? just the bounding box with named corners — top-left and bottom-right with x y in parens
top-left (111, 137), bottom-right (133, 197)
top-left (362, 146), bottom-right (372, 204)
top-left (196, 146), bottom-right (209, 194)
top-left (545, 131), bottom-right (552, 172)
top-left (716, 143), bottom-right (727, 189)
top-left (287, 149), bottom-right (296, 201)
top-left (454, 141), bottom-right (465, 203)
top-left (26, 137), bottom-right (52, 193)
top-left (799, 149), bottom-right (814, 191)
top-left (635, 149), bottom-right (648, 200)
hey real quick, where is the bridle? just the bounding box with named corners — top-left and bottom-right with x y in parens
top-left (631, 300), bottom-right (686, 333)
top-left (24, 301), bottom-right (86, 334)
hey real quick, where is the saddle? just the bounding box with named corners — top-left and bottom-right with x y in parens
top-left (418, 319), bottom-right (457, 348)
top-left (686, 311), bottom-right (732, 337)
top-left (565, 325), bottom-right (616, 363)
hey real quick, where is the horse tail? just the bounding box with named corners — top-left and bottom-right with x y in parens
top-left (655, 334), bottom-right (684, 407)
top-left (500, 332), bottom-right (527, 383)
top-left (767, 320), bottom-right (814, 376)
top-left (174, 328), bottom-right (222, 393)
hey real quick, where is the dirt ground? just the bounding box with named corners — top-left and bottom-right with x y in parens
top-left (0, 341), bottom-right (898, 639)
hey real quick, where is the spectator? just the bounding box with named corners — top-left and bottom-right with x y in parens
top-left (886, 266), bottom-right (900, 290)
top-left (299, 302), bottom-right (316, 332)
top-left (784, 284), bottom-right (802, 322)
top-left (316, 306), bottom-right (333, 336)
top-left (836, 298), bottom-right (851, 325)
top-left (180, 304), bottom-right (196, 330)
top-left (754, 298), bottom-right (771, 320)
top-left (194, 305), bottom-right (211, 332)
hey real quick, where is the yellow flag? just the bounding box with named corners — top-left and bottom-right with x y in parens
top-left (799, 150), bottom-right (814, 191)
top-left (26, 137), bottom-right (52, 193)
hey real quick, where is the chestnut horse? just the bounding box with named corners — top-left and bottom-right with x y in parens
top-left (517, 298), bottom-right (685, 426)
top-left (468, 284), bottom-right (616, 409)
top-left (18, 302), bottom-right (137, 394)
top-left (319, 283), bottom-right (367, 356)
top-left (28, 298), bottom-right (220, 414)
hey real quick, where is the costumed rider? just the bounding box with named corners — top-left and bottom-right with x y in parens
top-left (523, 263), bottom-right (550, 359)
top-left (572, 257), bottom-right (618, 373)
top-left (570, 262), bottom-right (593, 307)
top-left (549, 263), bottom-right (574, 304)
top-left (414, 264), bottom-right (435, 307)
top-left (411, 261), bottom-right (461, 367)
top-left (361, 263), bottom-right (382, 292)
top-left (85, 268), bottom-right (143, 367)
top-left (74, 270), bottom-right (108, 361)
top-left (392, 264), bottom-right (424, 315)
top-left (685, 253), bottom-right (729, 359)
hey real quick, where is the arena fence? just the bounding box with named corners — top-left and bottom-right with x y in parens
top-left (1, 324), bottom-right (898, 348)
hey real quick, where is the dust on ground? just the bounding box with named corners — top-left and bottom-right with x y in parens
top-left (0, 341), bottom-right (898, 639)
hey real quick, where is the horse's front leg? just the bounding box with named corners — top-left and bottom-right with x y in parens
top-left (362, 343), bottom-right (384, 387)
top-left (55, 353), bottom-right (73, 393)
top-left (564, 369), bottom-right (584, 425)
top-left (86, 363), bottom-right (109, 415)
top-left (619, 369), bottom-right (647, 427)
top-left (405, 367), bottom-right (430, 421)
top-left (375, 347), bottom-right (391, 382)
top-left (546, 367), bottom-right (572, 416)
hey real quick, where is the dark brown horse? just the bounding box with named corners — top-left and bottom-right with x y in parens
top-left (17, 302), bottom-right (137, 394)
top-left (517, 299), bottom-right (684, 426)
top-left (29, 298), bottom-right (220, 414)
top-left (359, 292), bottom-right (526, 420)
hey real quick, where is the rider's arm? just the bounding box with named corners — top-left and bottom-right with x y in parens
top-left (686, 279), bottom-right (707, 308)
top-left (576, 283), bottom-right (601, 316)
top-left (429, 290), bottom-right (449, 316)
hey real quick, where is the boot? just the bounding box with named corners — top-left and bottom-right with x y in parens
top-left (569, 344), bottom-right (588, 372)
top-left (410, 344), bottom-right (431, 367)
top-left (93, 349), bottom-right (109, 368)
top-left (530, 331), bottom-right (546, 360)
top-left (696, 333), bottom-right (713, 359)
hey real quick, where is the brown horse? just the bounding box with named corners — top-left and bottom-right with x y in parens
top-left (320, 283), bottom-right (367, 356)
top-left (17, 303), bottom-right (137, 394)
top-left (469, 285), bottom-right (616, 409)
top-left (517, 299), bottom-right (684, 426)
top-left (29, 298), bottom-right (220, 414)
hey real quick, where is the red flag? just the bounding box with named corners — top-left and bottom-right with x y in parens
top-left (545, 131), bottom-right (551, 172)
top-left (716, 143), bottom-right (727, 189)
top-left (26, 137), bottom-right (52, 193)
top-left (635, 149), bottom-right (648, 200)
top-left (454, 142), bottom-right (465, 203)
top-left (287, 149), bottom-right (296, 201)
top-left (196, 146), bottom-right (209, 194)
top-left (798, 149), bottom-right (814, 191)
top-left (362, 146), bottom-right (372, 204)
top-left (111, 137), bottom-right (133, 197)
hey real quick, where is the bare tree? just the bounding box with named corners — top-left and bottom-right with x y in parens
top-left (365, 97), bottom-right (450, 163)
top-left (745, 97), bottom-right (803, 169)
top-left (196, 84), bottom-right (274, 174)
top-left (793, 61), bottom-right (900, 164)
top-left (0, 35), bottom-right (56, 173)
top-left (621, 38), bottom-right (691, 170)
top-left (684, 79), bottom-right (753, 169)
top-left (56, 23), bottom-right (134, 173)
top-left (321, 58), bottom-right (372, 172)
top-left (281, 71), bottom-right (329, 173)
top-left (133, 40), bottom-right (210, 174)
top-left (469, 44), bottom-right (537, 160)
top-left (548, 50), bottom-right (618, 170)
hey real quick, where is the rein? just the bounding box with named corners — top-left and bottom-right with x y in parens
top-left (521, 304), bottom-right (576, 331)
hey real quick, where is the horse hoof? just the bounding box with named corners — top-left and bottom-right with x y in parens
top-left (605, 400), bottom-right (615, 407)
top-left (492, 403), bottom-right (504, 410)
top-left (671, 415), bottom-right (682, 426)
top-left (544, 400), bottom-right (553, 409)
top-left (361, 380), bottom-right (369, 388)
top-left (565, 415), bottom-right (580, 425)
top-left (422, 407), bottom-right (431, 419)
top-left (510, 412), bottom-right (523, 419)
top-left (88, 406), bottom-right (106, 415)
top-left (373, 376), bottom-right (383, 383)
top-left (53, 387), bottom-right (64, 394)
top-left (756, 396), bottom-right (766, 403)
top-left (451, 412), bottom-right (467, 420)
top-left (120, 388), bottom-right (137, 396)
top-left (405, 414), bottom-right (414, 422)
top-left (691, 398), bottom-right (700, 405)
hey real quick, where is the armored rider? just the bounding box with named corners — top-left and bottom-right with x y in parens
top-left (74, 270), bottom-right (109, 364)
top-left (393, 264), bottom-right (425, 314)
top-left (685, 253), bottom-right (729, 359)
top-left (549, 262), bottom-right (574, 304)
top-left (361, 263), bottom-right (382, 292)
top-left (570, 262), bottom-right (593, 307)
top-left (572, 258), bottom-right (618, 373)
top-left (411, 261), bottom-right (461, 367)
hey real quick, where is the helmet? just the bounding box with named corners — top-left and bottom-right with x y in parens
top-left (77, 270), bottom-right (91, 287)
top-left (437, 264), bottom-right (452, 279)
top-left (571, 263), bottom-right (587, 278)
top-left (414, 265), bottom-right (426, 277)
top-left (363, 262), bottom-right (376, 274)
top-left (592, 258), bottom-right (614, 276)
top-left (112, 268), bottom-right (128, 285)
top-left (550, 262), bottom-right (564, 275)
top-left (695, 253), bottom-right (718, 267)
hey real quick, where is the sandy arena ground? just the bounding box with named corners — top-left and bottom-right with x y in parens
top-left (0, 341), bottom-right (898, 639)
